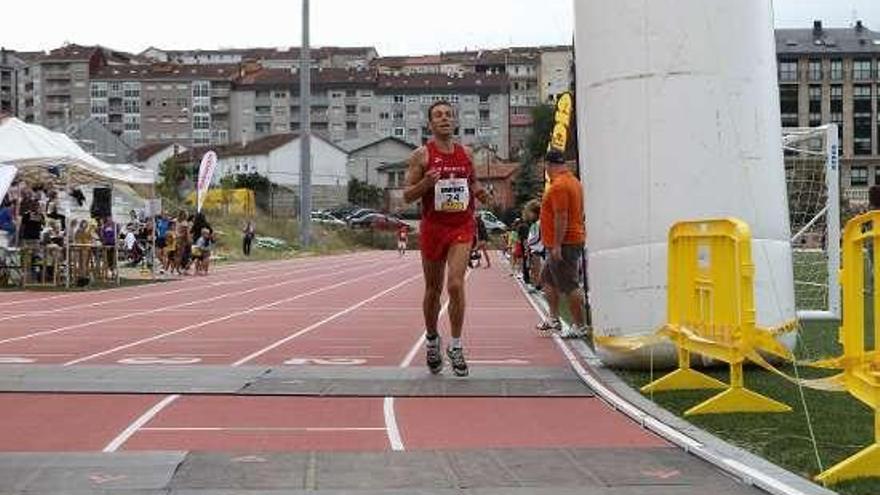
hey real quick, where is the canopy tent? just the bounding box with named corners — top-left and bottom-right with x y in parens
top-left (0, 117), bottom-right (154, 187)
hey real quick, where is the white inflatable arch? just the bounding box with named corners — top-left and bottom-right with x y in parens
top-left (574, 0), bottom-right (797, 368)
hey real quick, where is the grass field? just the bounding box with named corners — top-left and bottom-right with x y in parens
top-left (599, 248), bottom-right (880, 493)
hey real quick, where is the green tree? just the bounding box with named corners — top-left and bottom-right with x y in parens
top-left (525, 103), bottom-right (556, 160)
top-left (347, 178), bottom-right (383, 208)
top-left (157, 157), bottom-right (187, 200)
top-left (512, 156), bottom-right (543, 208)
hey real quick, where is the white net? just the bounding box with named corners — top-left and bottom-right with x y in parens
top-left (782, 125), bottom-right (840, 319)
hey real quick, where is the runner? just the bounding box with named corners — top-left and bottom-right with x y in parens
top-left (397, 223), bottom-right (408, 256)
top-left (403, 100), bottom-right (490, 377)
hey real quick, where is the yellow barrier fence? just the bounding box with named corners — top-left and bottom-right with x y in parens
top-left (185, 188), bottom-right (256, 217)
top-left (814, 211), bottom-right (880, 484)
top-left (640, 218), bottom-right (794, 415)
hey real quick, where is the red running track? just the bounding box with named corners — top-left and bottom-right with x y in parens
top-left (0, 251), bottom-right (665, 453)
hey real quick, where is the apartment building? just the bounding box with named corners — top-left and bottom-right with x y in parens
top-left (231, 67), bottom-right (378, 144)
top-left (374, 73), bottom-right (510, 157)
top-left (0, 49), bottom-right (28, 115)
top-left (89, 63), bottom-right (237, 147)
top-left (142, 46), bottom-right (377, 70)
top-left (539, 46), bottom-right (574, 104)
top-left (776, 21), bottom-right (880, 203)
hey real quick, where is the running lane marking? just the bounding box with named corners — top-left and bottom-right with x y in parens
top-left (140, 426), bottom-right (386, 432)
top-left (0, 259), bottom-right (381, 347)
top-left (388, 270), bottom-right (475, 451)
top-left (231, 273), bottom-right (421, 366)
top-left (65, 265), bottom-right (409, 366)
top-left (103, 394), bottom-right (180, 452)
top-left (0, 254), bottom-right (375, 323)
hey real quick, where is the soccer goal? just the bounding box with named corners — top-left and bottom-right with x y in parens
top-left (783, 124), bottom-right (840, 320)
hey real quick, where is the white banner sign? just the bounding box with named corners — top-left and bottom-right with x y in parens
top-left (196, 151), bottom-right (218, 213)
top-left (0, 165), bottom-right (16, 203)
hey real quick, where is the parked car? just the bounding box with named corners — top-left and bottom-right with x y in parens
top-left (310, 211), bottom-right (346, 226)
top-left (478, 210), bottom-right (507, 233)
top-left (345, 208), bottom-right (380, 223)
top-left (349, 213), bottom-right (410, 232)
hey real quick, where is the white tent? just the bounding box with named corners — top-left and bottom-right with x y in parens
top-left (0, 117), bottom-right (154, 186)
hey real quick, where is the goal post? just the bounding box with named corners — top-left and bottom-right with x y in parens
top-left (782, 124), bottom-right (840, 321)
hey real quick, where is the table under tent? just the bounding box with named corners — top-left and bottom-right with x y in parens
top-left (0, 116), bottom-right (156, 288)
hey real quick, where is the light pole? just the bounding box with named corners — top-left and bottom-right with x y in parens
top-left (298, 0), bottom-right (312, 248)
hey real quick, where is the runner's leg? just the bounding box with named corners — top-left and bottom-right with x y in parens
top-left (446, 242), bottom-right (470, 339)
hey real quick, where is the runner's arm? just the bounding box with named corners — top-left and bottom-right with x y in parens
top-left (403, 147), bottom-right (435, 204)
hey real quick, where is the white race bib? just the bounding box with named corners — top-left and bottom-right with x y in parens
top-left (434, 177), bottom-right (470, 213)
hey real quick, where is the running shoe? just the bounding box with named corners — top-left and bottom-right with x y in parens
top-left (446, 345), bottom-right (469, 377)
top-left (535, 318), bottom-right (562, 337)
top-left (425, 335), bottom-right (443, 374)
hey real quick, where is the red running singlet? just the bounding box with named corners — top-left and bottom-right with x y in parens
top-left (419, 141), bottom-right (477, 261)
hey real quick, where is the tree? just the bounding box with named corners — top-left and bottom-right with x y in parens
top-left (157, 157), bottom-right (188, 200)
top-left (525, 103), bottom-right (556, 161)
top-left (512, 155), bottom-right (544, 209)
top-left (348, 178), bottom-right (383, 208)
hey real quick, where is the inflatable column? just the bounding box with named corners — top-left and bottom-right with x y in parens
top-left (574, 0), bottom-right (796, 367)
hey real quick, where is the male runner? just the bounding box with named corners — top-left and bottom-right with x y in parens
top-left (403, 100), bottom-right (490, 377)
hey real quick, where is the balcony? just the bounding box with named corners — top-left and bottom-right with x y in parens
top-left (44, 85), bottom-right (70, 95)
top-left (43, 70), bottom-right (71, 81)
top-left (211, 104), bottom-right (229, 114)
top-left (44, 103), bottom-right (69, 113)
top-left (211, 88), bottom-right (230, 97)
top-left (844, 187), bottom-right (868, 205)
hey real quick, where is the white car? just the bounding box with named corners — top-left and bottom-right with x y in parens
top-left (310, 211), bottom-right (346, 226)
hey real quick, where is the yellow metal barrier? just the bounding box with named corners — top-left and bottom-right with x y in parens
top-left (815, 211), bottom-right (880, 484)
top-left (642, 218), bottom-right (793, 415)
top-left (185, 188), bottom-right (256, 217)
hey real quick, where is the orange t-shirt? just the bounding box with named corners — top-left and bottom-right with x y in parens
top-left (540, 170), bottom-right (586, 247)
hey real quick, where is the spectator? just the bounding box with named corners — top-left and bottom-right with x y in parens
top-left (242, 219), bottom-right (256, 256)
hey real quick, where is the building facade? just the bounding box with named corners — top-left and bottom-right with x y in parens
top-left (776, 21), bottom-right (880, 204)
top-left (89, 63), bottom-right (237, 147)
top-left (0, 49), bottom-right (27, 116)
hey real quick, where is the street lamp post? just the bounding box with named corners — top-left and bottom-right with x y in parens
top-left (298, 0), bottom-right (312, 248)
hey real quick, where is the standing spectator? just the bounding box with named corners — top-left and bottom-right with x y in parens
top-left (536, 151), bottom-right (590, 340)
top-left (100, 216), bottom-right (117, 279)
top-left (242, 219), bottom-right (256, 256)
top-left (0, 197), bottom-right (15, 244)
top-left (475, 214), bottom-right (491, 268)
top-left (523, 199), bottom-right (544, 292)
top-left (516, 216), bottom-right (531, 284)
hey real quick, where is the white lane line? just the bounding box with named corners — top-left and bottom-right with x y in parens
top-left (66, 265), bottom-right (409, 366)
top-left (0, 260), bottom-right (380, 347)
top-left (0, 254), bottom-right (376, 323)
top-left (384, 397), bottom-right (404, 451)
top-left (389, 270), bottom-right (475, 452)
top-left (103, 394), bottom-right (180, 452)
top-left (140, 427), bottom-right (385, 432)
top-left (232, 274), bottom-right (421, 366)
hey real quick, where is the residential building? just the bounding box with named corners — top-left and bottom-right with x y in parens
top-left (776, 20), bottom-right (880, 204)
top-left (1, 49), bottom-right (27, 115)
top-left (374, 73), bottom-right (510, 157)
top-left (539, 46), bottom-right (574, 103)
top-left (231, 67), bottom-right (377, 144)
top-left (141, 46), bottom-right (377, 70)
top-left (132, 142), bottom-right (188, 175)
top-left (171, 133), bottom-right (349, 211)
top-left (67, 117), bottom-right (135, 164)
top-left (16, 44), bottom-right (104, 131)
top-left (89, 63), bottom-right (237, 147)
top-left (338, 135), bottom-right (415, 187)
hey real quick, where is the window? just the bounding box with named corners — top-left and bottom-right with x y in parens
top-left (273, 91), bottom-right (287, 99)
top-left (90, 100), bottom-right (108, 115)
top-left (464, 128), bottom-right (476, 135)
top-left (192, 97), bottom-right (210, 114)
top-left (851, 166), bottom-right (868, 186)
top-left (255, 122), bottom-right (271, 133)
top-left (193, 115), bottom-right (210, 130)
top-left (808, 60), bottom-right (822, 81)
top-left (808, 85), bottom-right (822, 126)
top-left (393, 95), bottom-right (404, 104)
top-left (123, 99), bottom-right (139, 114)
top-left (346, 121), bottom-right (357, 130)
top-left (192, 81), bottom-right (210, 98)
top-left (854, 85), bottom-right (872, 155)
top-left (778, 60), bottom-right (798, 82)
top-left (379, 112), bottom-right (390, 120)
top-left (478, 94), bottom-right (490, 103)
top-left (830, 59), bottom-right (843, 81)
top-left (359, 105), bottom-right (371, 114)
top-left (90, 82), bottom-right (107, 98)
top-left (123, 82), bottom-right (140, 98)
top-left (393, 127), bottom-right (405, 137)
top-left (123, 114), bottom-right (140, 131)
top-left (345, 105), bottom-right (356, 115)
top-left (392, 111), bottom-right (404, 120)
top-left (359, 90), bottom-right (373, 98)
top-left (345, 89), bottom-right (356, 97)
top-left (479, 109), bottom-right (490, 121)
top-left (779, 85), bottom-right (799, 127)
top-left (853, 59), bottom-right (873, 81)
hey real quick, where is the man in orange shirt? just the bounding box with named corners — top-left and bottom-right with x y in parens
top-left (537, 150), bottom-right (590, 340)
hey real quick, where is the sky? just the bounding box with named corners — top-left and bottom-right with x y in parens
top-left (2, 0), bottom-right (879, 56)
